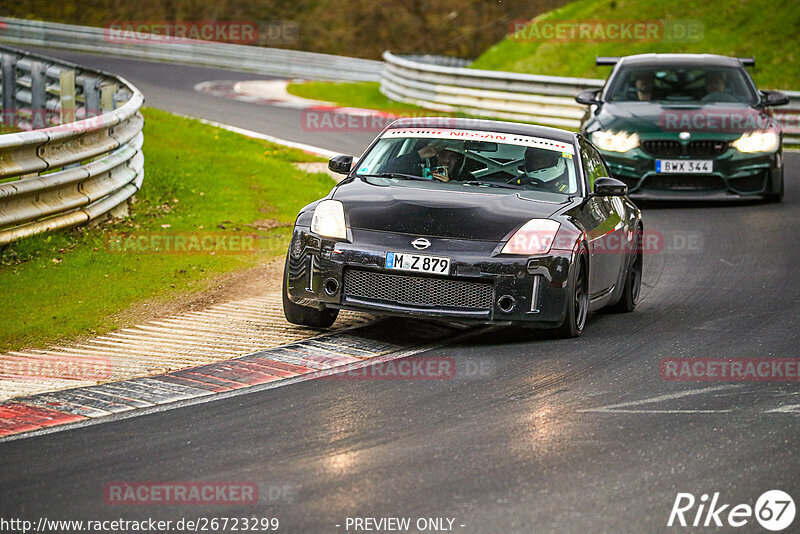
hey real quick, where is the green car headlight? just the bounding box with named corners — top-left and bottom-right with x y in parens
top-left (731, 130), bottom-right (780, 153)
top-left (591, 131), bottom-right (640, 153)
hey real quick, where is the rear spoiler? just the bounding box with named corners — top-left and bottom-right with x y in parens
top-left (597, 56), bottom-right (756, 67)
top-left (596, 57), bottom-right (620, 66)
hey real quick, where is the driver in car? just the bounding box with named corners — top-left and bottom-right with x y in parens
top-left (634, 71), bottom-right (655, 101)
top-left (518, 147), bottom-right (570, 192)
top-left (427, 145), bottom-right (465, 181)
top-left (701, 71), bottom-right (727, 101)
top-left (382, 141), bottom-right (465, 182)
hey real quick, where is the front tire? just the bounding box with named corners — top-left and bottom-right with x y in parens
top-left (764, 173), bottom-right (784, 203)
top-left (282, 255), bottom-right (339, 328)
top-left (552, 249), bottom-right (589, 338)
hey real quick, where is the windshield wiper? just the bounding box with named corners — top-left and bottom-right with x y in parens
top-left (359, 172), bottom-right (431, 182)
top-left (463, 180), bottom-right (523, 190)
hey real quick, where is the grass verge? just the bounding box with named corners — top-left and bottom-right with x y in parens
top-left (285, 80), bottom-right (511, 127)
top-left (0, 107), bottom-right (333, 352)
top-left (286, 81), bottom-right (431, 114)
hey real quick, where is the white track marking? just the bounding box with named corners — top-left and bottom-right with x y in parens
top-left (765, 404), bottom-right (800, 413)
top-left (578, 385), bottom-right (741, 414)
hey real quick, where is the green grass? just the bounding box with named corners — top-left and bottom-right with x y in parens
top-left (286, 81), bottom-right (435, 114)
top-left (472, 0), bottom-right (800, 90)
top-left (0, 107), bottom-right (333, 352)
top-left (286, 81), bottom-right (501, 123)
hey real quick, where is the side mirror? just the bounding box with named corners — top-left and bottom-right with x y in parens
top-left (593, 176), bottom-right (628, 196)
top-left (760, 90), bottom-right (790, 107)
top-left (328, 155), bottom-right (354, 175)
top-left (576, 88), bottom-right (602, 106)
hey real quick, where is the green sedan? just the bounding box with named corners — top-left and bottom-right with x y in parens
top-left (576, 54), bottom-right (789, 201)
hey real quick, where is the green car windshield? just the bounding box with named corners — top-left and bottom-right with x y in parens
top-left (354, 129), bottom-right (580, 197)
top-left (607, 66), bottom-right (758, 104)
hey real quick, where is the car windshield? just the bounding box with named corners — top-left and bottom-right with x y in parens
top-left (354, 128), bottom-right (579, 197)
top-left (607, 65), bottom-right (758, 104)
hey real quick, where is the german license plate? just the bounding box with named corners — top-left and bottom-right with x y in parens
top-left (385, 252), bottom-right (450, 275)
top-left (656, 160), bottom-right (713, 173)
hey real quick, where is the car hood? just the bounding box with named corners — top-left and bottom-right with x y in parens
top-left (592, 102), bottom-right (773, 138)
top-left (332, 178), bottom-right (566, 240)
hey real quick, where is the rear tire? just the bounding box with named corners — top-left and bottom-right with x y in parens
top-left (607, 228), bottom-right (642, 313)
top-left (282, 255), bottom-right (338, 328)
top-left (552, 249), bottom-right (589, 338)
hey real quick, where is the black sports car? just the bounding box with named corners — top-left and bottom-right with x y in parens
top-left (576, 54), bottom-right (789, 201)
top-left (283, 118), bottom-right (643, 337)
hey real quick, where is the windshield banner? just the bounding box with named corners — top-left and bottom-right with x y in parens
top-left (382, 128), bottom-right (576, 154)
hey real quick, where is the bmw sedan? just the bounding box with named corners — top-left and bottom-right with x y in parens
top-left (576, 54), bottom-right (789, 201)
top-left (283, 118), bottom-right (642, 338)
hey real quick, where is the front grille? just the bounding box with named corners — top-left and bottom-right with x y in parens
top-left (643, 174), bottom-right (726, 191)
top-left (642, 140), bottom-right (681, 157)
top-left (687, 140), bottom-right (728, 157)
top-left (642, 140), bottom-right (728, 157)
top-left (343, 269), bottom-right (493, 310)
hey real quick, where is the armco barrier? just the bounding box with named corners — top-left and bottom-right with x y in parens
top-left (380, 52), bottom-right (800, 146)
top-left (0, 45), bottom-right (144, 245)
top-left (380, 51), bottom-right (602, 129)
top-left (0, 17), bottom-right (382, 82)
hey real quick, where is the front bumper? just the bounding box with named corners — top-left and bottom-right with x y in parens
top-left (285, 227), bottom-right (574, 326)
top-left (599, 143), bottom-right (782, 200)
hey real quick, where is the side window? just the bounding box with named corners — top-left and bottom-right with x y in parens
top-left (579, 139), bottom-right (608, 190)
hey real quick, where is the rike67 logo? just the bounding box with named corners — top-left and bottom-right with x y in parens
top-left (668, 490), bottom-right (795, 531)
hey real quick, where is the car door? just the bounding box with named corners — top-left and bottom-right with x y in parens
top-left (579, 139), bottom-right (626, 294)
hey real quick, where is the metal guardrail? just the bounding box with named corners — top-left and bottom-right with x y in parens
top-left (381, 52), bottom-right (800, 146)
top-left (0, 17), bottom-right (382, 82)
top-left (381, 51), bottom-right (603, 129)
top-left (774, 92), bottom-right (800, 146)
top-left (0, 45), bottom-right (144, 245)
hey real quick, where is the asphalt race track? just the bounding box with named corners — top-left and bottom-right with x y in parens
top-left (1, 49), bottom-right (799, 533)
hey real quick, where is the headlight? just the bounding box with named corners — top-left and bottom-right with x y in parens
top-left (311, 200), bottom-right (347, 239)
top-left (592, 131), bottom-right (640, 153)
top-left (732, 130), bottom-right (780, 153)
top-left (501, 219), bottom-right (561, 255)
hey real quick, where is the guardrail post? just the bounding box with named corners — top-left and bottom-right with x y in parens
top-left (59, 69), bottom-right (75, 124)
top-left (83, 75), bottom-right (101, 118)
top-left (1, 54), bottom-right (18, 128)
top-left (30, 61), bottom-right (47, 129)
top-left (100, 82), bottom-right (116, 112)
